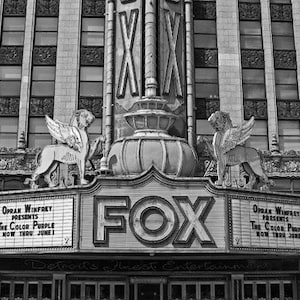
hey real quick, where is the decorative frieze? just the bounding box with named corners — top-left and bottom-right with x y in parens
top-left (277, 100), bottom-right (300, 120)
top-left (80, 47), bottom-right (104, 66)
top-left (193, 1), bottom-right (216, 20)
top-left (241, 49), bottom-right (264, 69)
top-left (194, 49), bottom-right (218, 68)
top-left (270, 4), bottom-right (292, 22)
top-left (0, 47), bottom-right (23, 65)
top-left (3, 0), bottom-right (26, 16)
top-left (196, 99), bottom-right (219, 119)
top-left (274, 50), bottom-right (297, 70)
top-left (239, 3), bottom-right (261, 20)
top-left (36, 0), bottom-right (59, 16)
top-left (33, 47), bottom-right (57, 65)
top-left (79, 97), bottom-right (103, 118)
top-left (244, 99), bottom-right (267, 120)
top-left (0, 97), bottom-right (19, 116)
top-left (29, 97), bottom-right (54, 117)
top-left (82, 0), bottom-right (105, 17)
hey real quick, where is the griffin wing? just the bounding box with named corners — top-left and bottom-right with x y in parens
top-left (45, 115), bottom-right (83, 152)
top-left (221, 116), bottom-right (255, 154)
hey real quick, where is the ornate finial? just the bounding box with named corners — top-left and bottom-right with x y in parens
top-left (17, 131), bottom-right (26, 152)
top-left (271, 134), bottom-right (281, 156)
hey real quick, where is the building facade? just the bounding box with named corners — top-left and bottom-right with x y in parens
top-left (0, 0), bottom-right (300, 299)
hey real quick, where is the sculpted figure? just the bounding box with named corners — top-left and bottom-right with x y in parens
top-left (26, 109), bottom-right (104, 189)
top-left (207, 111), bottom-right (269, 189)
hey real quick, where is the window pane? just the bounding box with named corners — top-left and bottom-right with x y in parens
top-left (31, 82), bottom-right (55, 96)
top-left (32, 66), bottom-right (56, 81)
top-left (257, 284), bottom-right (266, 299)
top-left (115, 285), bottom-right (125, 300)
top-left (201, 284), bottom-right (211, 299)
top-left (28, 283), bottom-right (38, 299)
top-left (0, 81), bottom-right (21, 96)
top-left (196, 83), bottom-right (219, 98)
top-left (99, 285), bottom-right (110, 300)
top-left (80, 82), bottom-right (103, 97)
top-left (240, 21), bottom-right (261, 35)
top-left (81, 32), bottom-right (104, 46)
top-left (243, 84), bottom-right (265, 98)
top-left (194, 34), bottom-right (216, 48)
top-left (194, 20), bottom-right (216, 34)
top-left (270, 283), bottom-right (280, 300)
top-left (284, 283), bottom-right (293, 299)
top-left (273, 36), bottom-right (295, 50)
top-left (29, 117), bottom-right (49, 133)
top-left (195, 68), bottom-right (218, 83)
top-left (276, 85), bottom-right (298, 99)
top-left (35, 32), bottom-right (57, 46)
top-left (275, 70), bottom-right (297, 84)
top-left (186, 285), bottom-right (196, 300)
top-left (80, 67), bottom-right (103, 81)
top-left (215, 284), bottom-right (225, 299)
top-left (3, 17), bottom-right (25, 31)
top-left (0, 66), bottom-right (21, 80)
top-left (42, 283), bottom-right (52, 300)
top-left (1, 32), bottom-right (24, 45)
top-left (14, 283), bottom-right (24, 299)
top-left (240, 35), bottom-right (262, 49)
top-left (85, 284), bottom-right (96, 300)
top-left (243, 69), bottom-right (265, 84)
top-left (36, 17), bottom-right (58, 31)
top-left (82, 18), bottom-right (105, 32)
top-left (272, 22), bottom-right (293, 36)
top-left (171, 285), bottom-right (182, 300)
top-left (0, 282), bottom-right (10, 298)
top-left (70, 284), bottom-right (81, 300)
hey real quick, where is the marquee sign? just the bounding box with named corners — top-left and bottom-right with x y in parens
top-left (230, 196), bottom-right (300, 251)
top-left (92, 194), bottom-right (223, 250)
top-left (0, 197), bottom-right (73, 249)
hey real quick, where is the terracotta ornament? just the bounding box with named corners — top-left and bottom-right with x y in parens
top-left (26, 109), bottom-right (104, 189)
top-left (208, 111), bottom-right (269, 189)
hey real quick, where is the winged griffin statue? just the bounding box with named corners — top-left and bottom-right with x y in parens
top-left (26, 109), bottom-right (104, 189)
top-left (205, 111), bottom-right (269, 189)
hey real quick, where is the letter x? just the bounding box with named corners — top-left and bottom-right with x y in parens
top-left (163, 11), bottom-right (182, 97)
top-left (173, 196), bottom-right (214, 246)
top-left (117, 9), bottom-right (139, 98)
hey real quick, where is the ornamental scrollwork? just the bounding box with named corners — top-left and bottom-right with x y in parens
top-left (33, 47), bottom-right (57, 65)
top-left (193, 1), bottom-right (216, 20)
top-left (36, 0), bottom-right (59, 16)
top-left (270, 4), bottom-right (292, 22)
top-left (241, 49), bottom-right (264, 69)
top-left (79, 97), bottom-right (103, 118)
top-left (244, 99), bottom-right (267, 120)
top-left (29, 97), bottom-right (54, 117)
top-left (3, 0), bottom-right (26, 16)
top-left (0, 47), bottom-right (23, 65)
top-left (196, 98), bottom-right (219, 119)
top-left (82, 0), bottom-right (105, 17)
top-left (0, 97), bottom-right (19, 116)
top-left (194, 49), bottom-right (218, 68)
top-left (274, 50), bottom-right (296, 70)
top-left (277, 100), bottom-right (300, 120)
top-left (80, 47), bottom-right (104, 66)
top-left (239, 3), bottom-right (261, 20)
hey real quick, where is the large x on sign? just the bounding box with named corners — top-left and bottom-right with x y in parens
top-left (163, 11), bottom-right (183, 97)
top-left (173, 196), bottom-right (215, 246)
top-left (117, 9), bottom-right (139, 98)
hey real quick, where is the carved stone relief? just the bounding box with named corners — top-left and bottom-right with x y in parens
top-left (36, 0), bottom-right (59, 16)
top-left (0, 47), bottom-right (23, 65)
top-left (270, 4), bottom-right (292, 21)
top-left (79, 97), bottom-right (103, 118)
top-left (0, 97), bottom-right (19, 116)
top-left (194, 49), bottom-right (218, 68)
top-left (277, 100), bottom-right (300, 120)
top-left (274, 50), bottom-right (297, 70)
top-left (239, 3), bottom-right (261, 20)
top-left (80, 47), bottom-right (104, 66)
top-left (241, 49), bottom-right (264, 69)
top-left (196, 99), bottom-right (219, 119)
top-left (33, 47), bottom-right (57, 65)
top-left (29, 97), bottom-right (54, 117)
top-left (193, 1), bottom-right (216, 20)
top-left (244, 100), bottom-right (267, 120)
top-left (82, 0), bottom-right (105, 16)
top-left (3, 0), bottom-right (26, 15)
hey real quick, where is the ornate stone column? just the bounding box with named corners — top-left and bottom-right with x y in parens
top-left (17, 0), bottom-right (36, 148)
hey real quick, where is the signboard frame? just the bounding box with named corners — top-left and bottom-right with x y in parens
top-left (0, 194), bottom-right (76, 251)
top-left (228, 193), bottom-right (300, 253)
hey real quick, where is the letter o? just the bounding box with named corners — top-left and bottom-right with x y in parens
top-left (129, 196), bottom-right (178, 246)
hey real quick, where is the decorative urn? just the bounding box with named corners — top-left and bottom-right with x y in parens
top-left (108, 96), bottom-right (197, 176)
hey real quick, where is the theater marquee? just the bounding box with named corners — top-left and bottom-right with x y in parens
top-left (230, 195), bottom-right (300, 251)
top-left (0, 197), bottom-right (73, 249)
